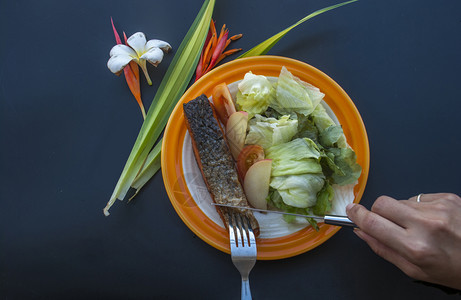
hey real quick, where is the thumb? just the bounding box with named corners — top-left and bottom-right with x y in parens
top-left (346, 202), bottom-right (367, 223)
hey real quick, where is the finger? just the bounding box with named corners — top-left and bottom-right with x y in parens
top-left (353, 229), bottom-right (427, 281)
top-left (346, 203), bottom-right (406, 247)
top-left (402, 193), bottom-right (458, 211)
top-left (403, 193), bottom-right (461, 223)
top-left (407, 193), bottom-right (446, 203)
top-left (371, 196), bottom-right (416, 228)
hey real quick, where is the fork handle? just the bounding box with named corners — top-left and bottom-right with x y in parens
top-left (241, 279), bottom-right (252, 300)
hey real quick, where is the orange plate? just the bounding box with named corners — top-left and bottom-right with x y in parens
top-left (161, 56), bottom-right (369, 260)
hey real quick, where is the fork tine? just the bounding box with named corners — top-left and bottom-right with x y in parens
top-left (235, 213), bottom-right (247, 247)
top-left (235, 212), bottom-right (243, 247)
top-left (239, 215), bottom-right (249, 247)
top-left (245, 217), bottom-right (256, 247)
top-left (228, 211), bottom-right (257, 248)
top-left (228, 211), bottom-right (237, 247)
top-left (227, 211), bottom-right (257, 300)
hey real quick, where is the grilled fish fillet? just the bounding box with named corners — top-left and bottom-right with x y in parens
top-left (183, 94), bottom-right (260, 236)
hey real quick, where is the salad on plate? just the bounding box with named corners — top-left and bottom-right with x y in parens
top-left (215, 66), bottom-right (362, 230)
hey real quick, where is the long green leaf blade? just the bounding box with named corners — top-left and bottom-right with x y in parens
top-left (239, 0), bottom-right (357, 58)
top-left (104, 0), bottom-right (215, 216)
top-left (129, 138), bottom-right (163, 200)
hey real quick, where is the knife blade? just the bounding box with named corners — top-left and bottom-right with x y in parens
top-left (212, 203), bottom-right (357, 228)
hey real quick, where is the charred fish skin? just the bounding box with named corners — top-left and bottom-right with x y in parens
top-left (183, 95), bottom-right (238, 204)
top-left (183, 95), bottom-right (260, 236)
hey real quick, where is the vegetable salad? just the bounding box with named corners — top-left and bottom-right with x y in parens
top-left (236, 67), bottom-right (361, 227)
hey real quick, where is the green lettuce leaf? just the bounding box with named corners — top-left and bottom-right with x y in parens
top-left (245, 114), bottom-right (298, 149)
top-left (271, 67), bottom-right (325, 117)
top-left (266, 188), bottom-right (320, 230)
top-left (300, 80), bottom-right (325, 112)
top-left (270, 173), bottom-right (325, 208)
top-left (320, 150), bottom-right (345, 178)
top-left (271, 66), bottom-right (314, 116)
top-left (311, 104), bottom-right (347, 148)
top-left (262, 107), bottom-right (283, 119)
top-left (294, 113), bottom-right (319, 143)
top-left (328, 147), bottom-right (362, 185)
top-left (236, 72), bottom-right (275, 117)
top-left (319, 125), bottom-right (345, 148)
top-left (312, 181), bottom-right (334, 215)
top-left (265, 138), bottom-right (322, 176)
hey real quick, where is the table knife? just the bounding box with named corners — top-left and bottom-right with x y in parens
top-left (212, 203), bottom-right (357, 228)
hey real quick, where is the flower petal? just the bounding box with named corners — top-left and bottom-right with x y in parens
top-left (140, 47), bottom-right (165, 67)
top-left (145, 39), bottom-right (172, 52)
top-left (127, 32), bottom-right (147, 57)
top-left (107, 53), bottom-right (135, 74)
top-left (109, 44), bottom-right (137, 57)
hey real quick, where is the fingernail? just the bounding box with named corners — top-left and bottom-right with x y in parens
top-left (346, 203), bottom-right (355, 212)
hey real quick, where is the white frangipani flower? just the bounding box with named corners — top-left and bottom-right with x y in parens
top-left (107, 32), bottom-right (171, 85)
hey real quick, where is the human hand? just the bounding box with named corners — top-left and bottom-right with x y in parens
top-left (346, 193), bottom-right (461, 290)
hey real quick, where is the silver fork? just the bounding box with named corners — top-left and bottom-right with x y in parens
top-left (228, 211), bottom-right (257, 300)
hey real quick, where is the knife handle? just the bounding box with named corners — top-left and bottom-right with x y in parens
top-left (324, 215), bottom-right (357, 228)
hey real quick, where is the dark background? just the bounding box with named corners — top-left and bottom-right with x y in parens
top-left (1, 0), bottom-right (460, 299)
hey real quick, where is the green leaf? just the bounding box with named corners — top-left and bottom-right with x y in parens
top-left (329, 147), bottom-right (362, 186)
top-left (239, 0), bottom-right (358, 58)
top-left (103, 0), bottom-right (215, 216)
top-left (129, 138), bottom-right (163, 200)
top-left (235, 71), bottom-right (275, 117)
top-left (311, 103), bottom-right (347, 148)
top-left (319, 125), bottom-right (344, 148)
top-left (245, 114), bottom-right (298, 149)
top-left (270, 173), bottom-right (325, 208)
top-left (265, 138), bottom-right (322, 176)
top-left (273, 66), bottom-right (314, 115)
top-left (294, 113), bottom-right (319, 142)
top-left (307, 218), bottom-right (320, 231)
top-left (312, 181), bottom-right (334, 215)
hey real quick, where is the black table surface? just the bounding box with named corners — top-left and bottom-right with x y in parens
top-left (1, 0), bottom-right (460, 299)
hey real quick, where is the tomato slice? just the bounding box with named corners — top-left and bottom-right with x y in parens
top-left (237, 145), bottom-right (265, 181)
top-left (212, 82), bottom-right (236, 125)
